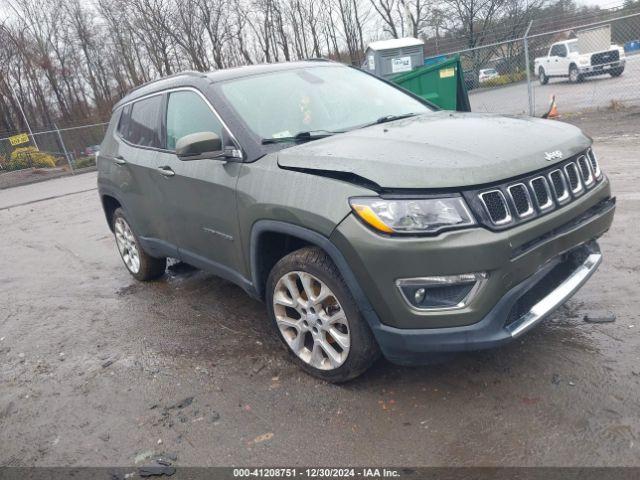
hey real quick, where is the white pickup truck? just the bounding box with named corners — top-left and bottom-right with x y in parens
top-left (534, 39), bottom-right (626, 84)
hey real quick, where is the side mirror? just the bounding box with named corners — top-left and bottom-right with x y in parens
top-left (176, 132), bottom-right (222, 160)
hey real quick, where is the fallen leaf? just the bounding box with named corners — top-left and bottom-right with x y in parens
top-left (252, 432), bottom-right (274, 444)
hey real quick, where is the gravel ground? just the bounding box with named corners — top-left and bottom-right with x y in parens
top-left (0, 114), bottom-right (639, 468)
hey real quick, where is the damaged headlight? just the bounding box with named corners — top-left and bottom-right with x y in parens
top-left (349, 196), bottom-right (476, 234)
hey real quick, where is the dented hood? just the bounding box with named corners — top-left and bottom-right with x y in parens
top-left (276, 111), bottom-right (591, 189)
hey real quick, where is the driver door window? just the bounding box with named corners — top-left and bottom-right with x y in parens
top-left (551, 44), bottom-right (567, 57)
top-left (165, 91), bottom-right (225, 150)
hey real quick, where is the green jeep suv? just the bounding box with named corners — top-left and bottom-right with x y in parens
top-left (98, 61), bottom-right (615, 382)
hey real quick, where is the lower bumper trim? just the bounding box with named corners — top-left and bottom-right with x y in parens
top-left (506, 250), bottom-right (602, 337)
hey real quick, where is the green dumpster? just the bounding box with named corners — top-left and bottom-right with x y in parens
top-left (391, 56), bottom-right (471, 112)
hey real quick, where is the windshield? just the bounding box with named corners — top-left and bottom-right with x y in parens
top-left (483, 69), bottom-right (497, 75)
top-left (218, 65), bottom-right (432, 141)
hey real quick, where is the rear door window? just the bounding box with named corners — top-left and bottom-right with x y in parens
top-left (126, 95), bottom-right (163, 148)
top-left (165, 90), bottom-right (224, 151)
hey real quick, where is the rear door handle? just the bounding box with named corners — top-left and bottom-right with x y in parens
top-left (113, 155), bottom-right (127, 165)
top-left (157, 166), bottom-right (175, 177)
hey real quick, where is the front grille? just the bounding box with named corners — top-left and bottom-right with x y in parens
top-left (480, 190), bottom-right (511, 224)
top-left (591, 50), bottom-right (619, 66)
top-left (472, 148), bottom-right (605, 229)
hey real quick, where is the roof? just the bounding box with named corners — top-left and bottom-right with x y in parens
top-left (204, 59), bottom-right (334, 82)
top-left (367, 37), bottom-right (424, 51)
top-left (113, 60), bottom-right (338, 110)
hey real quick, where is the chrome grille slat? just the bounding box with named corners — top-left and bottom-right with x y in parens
top-left (587, 148), bottom-right (602, 179)
top-left (507, 183), bottom-right (534, 218)
top-left (564, 162), bottom-right (584, 196)
top-left (549, 169), bottom-right (570, 204)
top-left (529, 176), bottom-right (554, 211)
top-left (479, 190), bottom-right (512, 225)
top-left (577, 155), bottom-right (594, 187)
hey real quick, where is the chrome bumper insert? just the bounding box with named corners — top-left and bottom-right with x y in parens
top-left (506, 250), bottom-right (602, 338)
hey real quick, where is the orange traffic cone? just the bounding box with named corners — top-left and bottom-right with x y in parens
top-left (542, 95), bottom-right (559, 119)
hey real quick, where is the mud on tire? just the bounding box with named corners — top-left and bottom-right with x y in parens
top-left (112, 208), bottom-right (166, 281)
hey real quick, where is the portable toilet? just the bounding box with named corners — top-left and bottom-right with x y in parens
top-left (363, 37), bottom-right (425, 78)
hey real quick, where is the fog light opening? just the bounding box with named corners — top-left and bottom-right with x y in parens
top-left (396, 273), bottom-right (487, 310)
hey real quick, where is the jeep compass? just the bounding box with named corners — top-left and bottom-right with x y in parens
top-left (97, 61), bottom-right (615, 382)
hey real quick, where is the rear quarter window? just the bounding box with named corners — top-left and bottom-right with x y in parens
top-left (117, 105), bottom-right (131, 137)
top-left (123, 95), bottom-right (163, 148)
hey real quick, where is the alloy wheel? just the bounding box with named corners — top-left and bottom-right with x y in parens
top-left (569, 68), bottom-right (579, 82)
top-left (273, 271), bottom-right (350, 370)
top-left (114, 217), bottom-right (141, 274)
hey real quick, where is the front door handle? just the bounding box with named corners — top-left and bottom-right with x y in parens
top-left (157, 166), bottom-right (175, 177)
top-left (113, 155), bottom-right (126, 165)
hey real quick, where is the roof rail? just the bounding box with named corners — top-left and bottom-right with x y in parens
top-left (126, 70), bottom-right (208, 95)
top-left (305, 57), bottom-right (332, 62)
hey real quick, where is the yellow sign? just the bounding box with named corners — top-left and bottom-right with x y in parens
top-left (9, 133), bottom-right (30, 146)
top-left (439, 67), bottom-right (455, 79)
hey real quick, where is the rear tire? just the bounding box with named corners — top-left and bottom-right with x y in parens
top-left (266, 246), bottom-right (380, 382)
top-left (610, 67), bottom-right (624, 77)
top-left (112, 208), bottom-right (166, 281)
top-left (538, 67), bottom-right (548, 85)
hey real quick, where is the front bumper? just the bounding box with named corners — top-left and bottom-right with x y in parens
top-left (579, 59), bottom-right (625, 74)
top-left (373, 241), bottom-right (601, 365)
top-left (330, 179), bottom-right (615, 363)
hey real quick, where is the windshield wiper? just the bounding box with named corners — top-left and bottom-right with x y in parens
top-left (261, 130), bottom-right (342, 145)
top-left (360, 112), bottom-right (418, 129)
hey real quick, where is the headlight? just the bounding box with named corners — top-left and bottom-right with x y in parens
top-left (349, 196), bottom-right (476, 234)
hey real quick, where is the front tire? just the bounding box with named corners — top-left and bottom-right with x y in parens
top-left (112, 208), bottom-right (166, 281)
top-left (538, 67), bottom-right (548, 85)
top-left (266, 247), bottom-right (380, 382)
top-left (610, 67), bottom-right (624, 77)
top-left (569, 65), bottom-right (582, 83)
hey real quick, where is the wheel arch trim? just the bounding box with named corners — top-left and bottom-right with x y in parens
top-left (249, 220), bottom-right (383, 330)
top-left (99, 190), bottom-right (125, 231)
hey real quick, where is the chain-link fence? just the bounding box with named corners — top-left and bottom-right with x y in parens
top-left (0, 123), bottom-right (108, 178)
top-left (441, 10), bottom-right (640, 115)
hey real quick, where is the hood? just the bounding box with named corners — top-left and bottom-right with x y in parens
top-left (276, 111), bottom-right (591, 190)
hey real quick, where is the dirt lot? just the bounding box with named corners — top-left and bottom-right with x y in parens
top-left (1, 113), bottom-right (639, 468)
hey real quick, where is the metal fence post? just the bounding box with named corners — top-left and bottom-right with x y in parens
top-left (9, 84), bottom-right (39, 150)
top-left (54, 123), bottom-right (75, 174)
top-left (524, 20), bottom-right (534, 116)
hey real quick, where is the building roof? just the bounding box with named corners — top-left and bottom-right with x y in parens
top-left (367, 37), bottom-right (424, 51)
